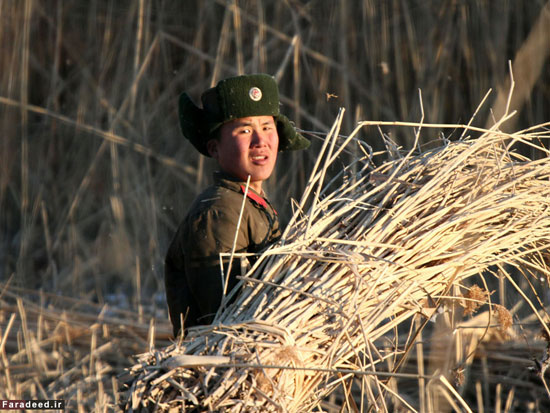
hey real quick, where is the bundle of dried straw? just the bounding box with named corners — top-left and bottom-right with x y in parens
top-left (124, 109), bottom-right (550, 412)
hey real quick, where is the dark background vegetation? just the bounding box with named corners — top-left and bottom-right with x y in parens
top-left (1, 0), bottom-right (549, 319)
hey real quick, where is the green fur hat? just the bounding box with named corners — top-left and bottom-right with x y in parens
top-left (178, 74), bottom-right (310, 156)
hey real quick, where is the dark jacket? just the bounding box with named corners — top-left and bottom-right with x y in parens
top-left (165, 173), bottom-right (281, 336)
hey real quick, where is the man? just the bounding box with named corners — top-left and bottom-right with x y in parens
top-left (165, 74), bottom-right (310, 337)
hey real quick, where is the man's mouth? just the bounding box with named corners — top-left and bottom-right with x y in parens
top-left (251, 155), bottom-right (268, 161)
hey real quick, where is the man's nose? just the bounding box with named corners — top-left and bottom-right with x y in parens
top-left (251, 129), bottom-right (266, 146)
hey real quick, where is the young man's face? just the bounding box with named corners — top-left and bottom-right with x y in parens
top-left (207, 115), bottom-right (279, 193)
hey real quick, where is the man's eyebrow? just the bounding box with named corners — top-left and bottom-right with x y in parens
top-left (258, 119), bottom-right (275, 127)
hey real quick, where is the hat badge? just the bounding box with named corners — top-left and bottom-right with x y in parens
top-left (249, 86), bottom-right (262, 101)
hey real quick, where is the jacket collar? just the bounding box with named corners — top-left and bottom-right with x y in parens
top-left (213, 171), bottom-right (263, 196)
top-left (213, 172), bottom-right (275, 213)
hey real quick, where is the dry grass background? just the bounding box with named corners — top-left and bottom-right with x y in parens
top-left (1, 0), bottom-right (550, 411)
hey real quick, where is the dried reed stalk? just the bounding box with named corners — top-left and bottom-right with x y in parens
top-left (0, 286), bottom-right (172, 411)
top-left (124, 110), bottom-right (550, 412)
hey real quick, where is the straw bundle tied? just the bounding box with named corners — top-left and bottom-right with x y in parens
top-left (124, 109), bottom-right (550, 412)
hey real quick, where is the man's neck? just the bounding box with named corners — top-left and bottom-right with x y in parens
top-left (249, 180), bottom-right (263, 195)
top-left (215, 171), bottom-right (264, 196)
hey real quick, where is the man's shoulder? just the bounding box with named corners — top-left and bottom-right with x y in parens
top-left (188, 181), bottom-right (243, 218)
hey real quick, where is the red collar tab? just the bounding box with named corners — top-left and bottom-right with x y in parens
top-left (240, 185), bottom-right (277, 214)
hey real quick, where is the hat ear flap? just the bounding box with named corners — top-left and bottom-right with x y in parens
top-left (276, 114), bottom-right (310, 151)
top-left (179, 93), bottom-right (211, 157)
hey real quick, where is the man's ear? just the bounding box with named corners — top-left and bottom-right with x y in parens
top-left (206, 139), bottom-right (218, 159)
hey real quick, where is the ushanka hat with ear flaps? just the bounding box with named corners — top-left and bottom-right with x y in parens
top-left (178, 73), bottom-right (310, 156)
